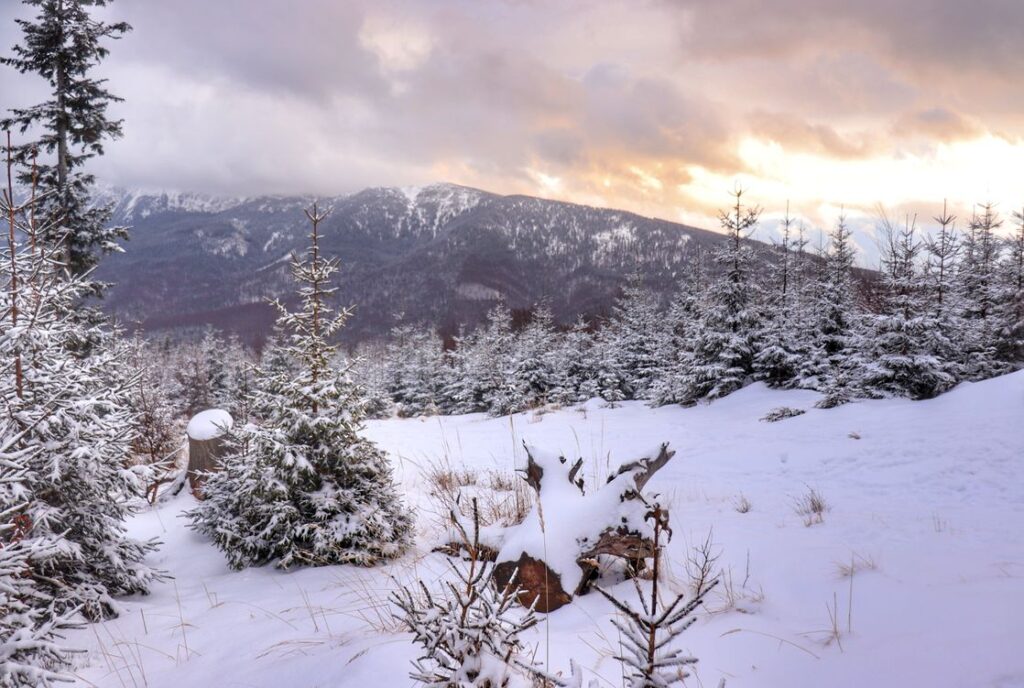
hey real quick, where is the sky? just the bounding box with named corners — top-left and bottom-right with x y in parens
top-left (2, 0), bottom-right (1023, 259)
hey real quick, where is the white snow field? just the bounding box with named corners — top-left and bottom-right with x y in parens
top-left (68, 372), bottom-right (1024, 688)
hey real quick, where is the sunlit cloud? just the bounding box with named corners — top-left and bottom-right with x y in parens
top-left (2, 0), bottom-right (1022, 253)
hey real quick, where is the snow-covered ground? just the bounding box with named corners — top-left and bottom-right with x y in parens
top-left (67, 372), bottom-right (1024, 687)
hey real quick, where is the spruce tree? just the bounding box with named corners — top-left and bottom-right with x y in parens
top-left (187, 204), bottom-right (413, 569)
top-left (552, 317), bottom-right (600, 404)
top-left (1, 0), bottom-right (131, 275)
top-left (592, 321), bottom-right (630, 406)
top-left (799, 214), bottom-right (864, 406)
top-left (680, 187), bottom-right (762, 401)
top-left (922, 202), bottom-right (964, 380)
top-left (0, 421), bottom-right (77, 687)
top-left (1, 148), bottom-right (159, 620)
top-left (864, 215), bottom-right (953, 399)
top-left (509, 304), bottom-right (559, 409)
top-left (384, 324), bottom-right (447, 417)
top-left (605, 279), bottom-right (665, 401)
top-left (997, 207), bottom-right (1024, 363)
top-left (754, 205), bottom-right (808, 387)
top-left (649, 249), bottom-right (707, 406)
top-left (957, 203), bottom-right (1006, 378)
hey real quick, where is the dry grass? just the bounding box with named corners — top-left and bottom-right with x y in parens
top-left (733, 493), bottom-right (752, 514)
top-left (793, 486), bottom-right (829, 526)
top-left (424, 458), bottom-right (533, 538)
top-left (835, 553), bottom-right (877, 578)
top-left (479, 479), bottom-right (532, 528)
top-left (425, 464), bottom-right (479, 497)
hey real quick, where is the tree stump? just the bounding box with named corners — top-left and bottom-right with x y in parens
top-left (186, 409), bottom-right (233, 496)
top-left (490, 442), bottom-right (675, 612)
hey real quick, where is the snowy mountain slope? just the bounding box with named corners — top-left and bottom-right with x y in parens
top-left (66, 371), bottom-right (1024, 688)
top-left (92, 183), bottom-right (759, 345)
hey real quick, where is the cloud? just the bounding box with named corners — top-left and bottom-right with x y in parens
top-left (1, 0), bottom-right (1022, 246)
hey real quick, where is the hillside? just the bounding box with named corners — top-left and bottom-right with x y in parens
top-left (65, 371), bottom-right (1024, 687)
top-left (93, 184), bottom-right (750, 345)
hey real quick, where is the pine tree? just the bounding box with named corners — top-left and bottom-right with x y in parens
top-left (0, 421), bottom-right (78, 687)
top-left (593, 507), bottom-right (717, 688)
top-left (958, 203), bottom-right (1006, 378)
top-left (649, 248), bottom-right (707, 406)
top-left (384, 324), bottom-right (447, 417)
top-left (1, 143), bottom-right (159, 620)
top-left (680, 187), bottom-right (762, 401)
top-left (754, 205), bottom-right (807, 387)
top-left (1, 0), bottom-right (132, 275)
top-left (605, 280), bottom-right (665, 401)
top-left (921, 202), bottom-right (964, 380)
top-left (187, 204), bottom-right (413, 569)
top-left (445, 305), bottom-right (520, 416)
top-left (391, 501), bottom-right (542, 688)
top-left (799, 214), bottom-right (864, 406)
top-left (124, 336), bottom-right (182, 496)
top-left (863, 215), bottom-right (953, 399)
top-left (592, 321), bottom-right (630, 406)
top-left (509, 304), bottom-right (560, 410)
top-left (551, 317), bottom-right (600, 404)
top-left (996, 207), bottom-right (1024, 364)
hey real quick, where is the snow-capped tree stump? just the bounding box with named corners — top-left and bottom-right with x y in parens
top-left (186, 409), bottom-right (233, 495)
top-left (490, 442), bottom-right (675, 612)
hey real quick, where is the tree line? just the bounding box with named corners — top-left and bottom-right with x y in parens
top-left (356, 191), bottom-right (1023, 417)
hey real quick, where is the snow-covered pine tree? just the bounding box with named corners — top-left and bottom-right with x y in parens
top-left (921, 202), bottom-right (965, 381)
top-left (679, 187), bottom-right (762, 402)
top-left (799, 213), bottom-right (864, 407)
top-left (349, 339), bottom-right (394, 419)
top-left (440, 325), bottom-right (479, 414)
top-left (863, 215), bottom-right (954, 399)
top-left (217, 334), bottom-right (258, 419)
top-left (1, 0), bottom-right (131, 276)
top-left (957, 203), bottom-right (1006, 379)
top-left (754, 205), bottom-right (807, 387)
top-left (996, 206), bottom-right (1024, 364)
top-left (604, 279), bottom-right (665, 401)
top-left (0, 420), bottom-right (78, 687)
top-left (509, 303), bottom-right (560, 410)
top-left (550, 316), bottom-right (600, 404)
top-left (187, 203), bottom-right (412, 569)
top-left (594, 507), bottom-right (718, 688)
top-left (1, 143), bottom-right (159, 620)
top-left (124, 336), bottom-right (183, 501)
top-left (445, 304), bottom-right (520, 416)
top-left (592, 321), bottom-right (630, 406)
top-left (649, 248), bottom-right (708, 406)
top-left (384, 324), bottom-right (447, 417)
top-left (391, 500), bottom-right (543, 688)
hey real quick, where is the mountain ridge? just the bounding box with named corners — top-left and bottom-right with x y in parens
top-left (93, 182), bottom-right (750, 347)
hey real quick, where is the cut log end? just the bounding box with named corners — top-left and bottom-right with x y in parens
top-left (493, 553), bottom-right (574, 613)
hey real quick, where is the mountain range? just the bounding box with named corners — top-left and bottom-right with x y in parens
top-left (94, 183), bottom-right (759, 347)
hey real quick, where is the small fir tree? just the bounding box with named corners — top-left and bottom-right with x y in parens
top-left (187, 204), bottom-right (413, 569)
top-left (391, 501), bottom-right (543, 688)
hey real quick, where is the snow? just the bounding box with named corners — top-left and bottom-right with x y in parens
top-left (399, 185), bottom-right (423, 205)
top-left (67, 372), bottom-right (1024, 687)
top-left (185, 409), bottom-right (233, 441)
top-left (495, 444), bottom-right (658, 593)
